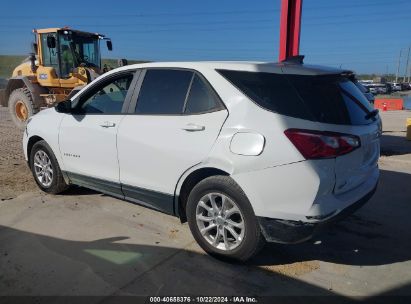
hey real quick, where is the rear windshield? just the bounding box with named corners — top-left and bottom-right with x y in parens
top-left (217, 70), bottom-right (375, 125)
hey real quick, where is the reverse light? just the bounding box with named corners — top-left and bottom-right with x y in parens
top-left (284, 129), bottom-right (360, 159)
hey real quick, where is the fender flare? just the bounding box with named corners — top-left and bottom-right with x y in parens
top-left (172, 160), bottom-right (235, 217)
top-left (3, 76), bottom-right (47, 107)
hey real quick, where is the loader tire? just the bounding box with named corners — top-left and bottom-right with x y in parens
top-left (8, 88), bottom-right (39, 129)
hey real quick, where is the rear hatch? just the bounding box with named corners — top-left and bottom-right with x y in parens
top-left (285, 73), bottom-right (381, 194)
top-left (218, 68), bottom-right (381, 194)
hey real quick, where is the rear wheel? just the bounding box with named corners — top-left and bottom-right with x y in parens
top-left (186, 176), bottom-right (265, 262)
top-left (29, 140), bottom-right (69, 194)
top-left (8, 88), bottom-right (39, 129)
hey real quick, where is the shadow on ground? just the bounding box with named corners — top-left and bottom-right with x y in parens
top-left (380, 133), bottom-right (411, 156)
top-left (51, 169), bottom-right (411, 269)
top-left (0, 225), bottom-right (410, 302)
top-left (1, 169), bottom-right (410, 299)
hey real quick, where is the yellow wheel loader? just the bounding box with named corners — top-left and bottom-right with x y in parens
top-left (0, 27), bottom-right (122, 128)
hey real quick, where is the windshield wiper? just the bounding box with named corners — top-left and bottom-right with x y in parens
top-left (365, 109), bottom-right (379, 120)
top-left (340, 87), bottom-right (378, 120)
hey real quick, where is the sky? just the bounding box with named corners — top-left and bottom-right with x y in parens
top-left (0, 0), bottom-right (410, 74)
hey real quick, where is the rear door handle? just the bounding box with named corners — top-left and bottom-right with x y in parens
top-left (182, 123), bottom-right (205, 132)
top-left (100, 121), bottom-right (116, 128)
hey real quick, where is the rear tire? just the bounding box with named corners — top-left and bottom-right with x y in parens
top-left (186, 175), bottom-right (265, 262)
top-left (8, 88), bottom-right (39, 129)
top-left (29, 140), bottom-right (69, 194)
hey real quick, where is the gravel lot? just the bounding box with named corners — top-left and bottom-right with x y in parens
top-left (0, 107), bottom-right (38, 201)
top-left (1, 106), bottom-right (411, 299)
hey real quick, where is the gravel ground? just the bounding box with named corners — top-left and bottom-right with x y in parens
top-left (0, 107), bottom-right (39, 200)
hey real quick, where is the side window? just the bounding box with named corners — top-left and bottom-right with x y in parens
top-left (135, 69), bottom-right (193, 114)
top-left (78, 74), bottom-right (134, 114)
top-left (40, 34), bottom-right (59, 70)
top-left (184, 74), bottom-right (221, 114)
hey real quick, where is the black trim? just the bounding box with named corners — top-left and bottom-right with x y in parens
top-left (258, 183), bottom-right (378, 244)
top-left (67, 172), bottom-right (123, 198)
top-left (65, 171), bottom-right (175, 216)
top-left (122, 184), bottom-right (174, 215)
top-left (126, 69), bottom-right (146, 113)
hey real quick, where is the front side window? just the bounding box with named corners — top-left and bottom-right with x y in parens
top-left (184, 74), bottom-right (222, 114)
top-left (135, 69), bottom-right (193, 114)
top-left (78, 74), bottom-right (133, 114)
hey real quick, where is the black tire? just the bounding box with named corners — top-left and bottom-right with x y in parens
top-left (29, 140), bottom-right (69, 194)
top-left (8, 88), bottom-right (39, 129)
top-left (186, 175), bottom-right (265, 262)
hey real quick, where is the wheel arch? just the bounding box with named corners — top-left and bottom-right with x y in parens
top-left (26, 135), bottom-right (70, 184)
top-left (27, 135), bottom-right (45, 166)
top-left (175, 166), bottom-right (231, 223)
top-left (4, 77), bottom-right (47, 107)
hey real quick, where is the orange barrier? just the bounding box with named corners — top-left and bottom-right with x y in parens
top-left (374, 98), bottom-right (403, 111)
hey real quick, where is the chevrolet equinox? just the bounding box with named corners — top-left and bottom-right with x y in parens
top-left (23, 61), bottom-right (380, 261)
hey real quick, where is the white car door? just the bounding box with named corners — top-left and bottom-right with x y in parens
top-left (117, 69), bottom-right (228, 213)
top-left (59, 71), bottom-right (137, 197)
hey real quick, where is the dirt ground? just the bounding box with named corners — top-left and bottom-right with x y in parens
top-left (0, 107), bottom-right (38, 201)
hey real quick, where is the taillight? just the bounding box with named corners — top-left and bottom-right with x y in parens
top-left (284, 129), bottom-right (360, 159)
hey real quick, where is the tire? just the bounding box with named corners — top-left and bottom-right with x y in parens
top-left (8, 88), bottom-right (39, 129)
top-left (186, 175), bottom-right (265, 262)
top-left (29, 140), bottom-right (69, 194)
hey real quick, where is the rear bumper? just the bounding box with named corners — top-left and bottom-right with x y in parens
top-left (257, 182), bottom-right (378, 244)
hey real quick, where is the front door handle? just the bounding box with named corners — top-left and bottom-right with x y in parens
top-left (182, 123), bottom-right (205, 132)
top-left (100, 121), bottom-right (116, 128)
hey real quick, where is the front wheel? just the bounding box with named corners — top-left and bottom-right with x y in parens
top-left (29, 140), bottom-right (69, 194)
top-left (8, 88), bottom-right (38, 129)
top-left (186, 176), bottom-right (265, 262)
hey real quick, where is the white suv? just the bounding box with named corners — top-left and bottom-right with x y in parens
top-left (23, 62), bottom-right (381, 261)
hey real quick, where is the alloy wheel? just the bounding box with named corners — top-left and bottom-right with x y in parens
top-left (196, 192), bottom-right (245, 251)
top-left (33, 150), bottom-right (53, 187)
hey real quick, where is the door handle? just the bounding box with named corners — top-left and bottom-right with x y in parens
top-left (182, 123), bottom-right (205, 132)
top-left (100, 121), bottom-right (116, 128)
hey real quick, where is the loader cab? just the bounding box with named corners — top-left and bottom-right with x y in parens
top-left (37, 28), bottom-right (112, 79)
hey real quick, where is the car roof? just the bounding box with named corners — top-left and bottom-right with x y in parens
top-left (119, 61), bottom-right (350, 76)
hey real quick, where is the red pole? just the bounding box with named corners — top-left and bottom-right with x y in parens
top-left (279, 0), bottom-right (303, 62)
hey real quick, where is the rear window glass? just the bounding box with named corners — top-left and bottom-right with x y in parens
top-left (218, 70), bottom-right (375, 125)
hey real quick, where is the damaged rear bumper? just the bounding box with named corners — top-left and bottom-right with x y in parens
top-left (257, 183), bottom-right (378, 244)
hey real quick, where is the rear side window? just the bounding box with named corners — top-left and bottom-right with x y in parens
top-left (135, 69), bottom-right (193, 114)
top-left (184, 74), bottom-right (222, 114)
top-left (218, 70), bottom-right (375, 125)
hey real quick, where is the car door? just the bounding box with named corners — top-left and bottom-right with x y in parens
top-left (59, 71), bottom-right (138, 197)
top-left (117, 69), bottom-right (228, 213)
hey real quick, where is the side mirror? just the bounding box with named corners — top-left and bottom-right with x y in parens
top-left (55, 100), bottom-right (72, 113)
top-left (31, 42), bottom-right (38, 54)
top-left (46, 35), bottom-right (56, 49)
top-left (106, 40), bottom-right (113, 51)
top-left (118, 58), bottom-right (128, 67)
